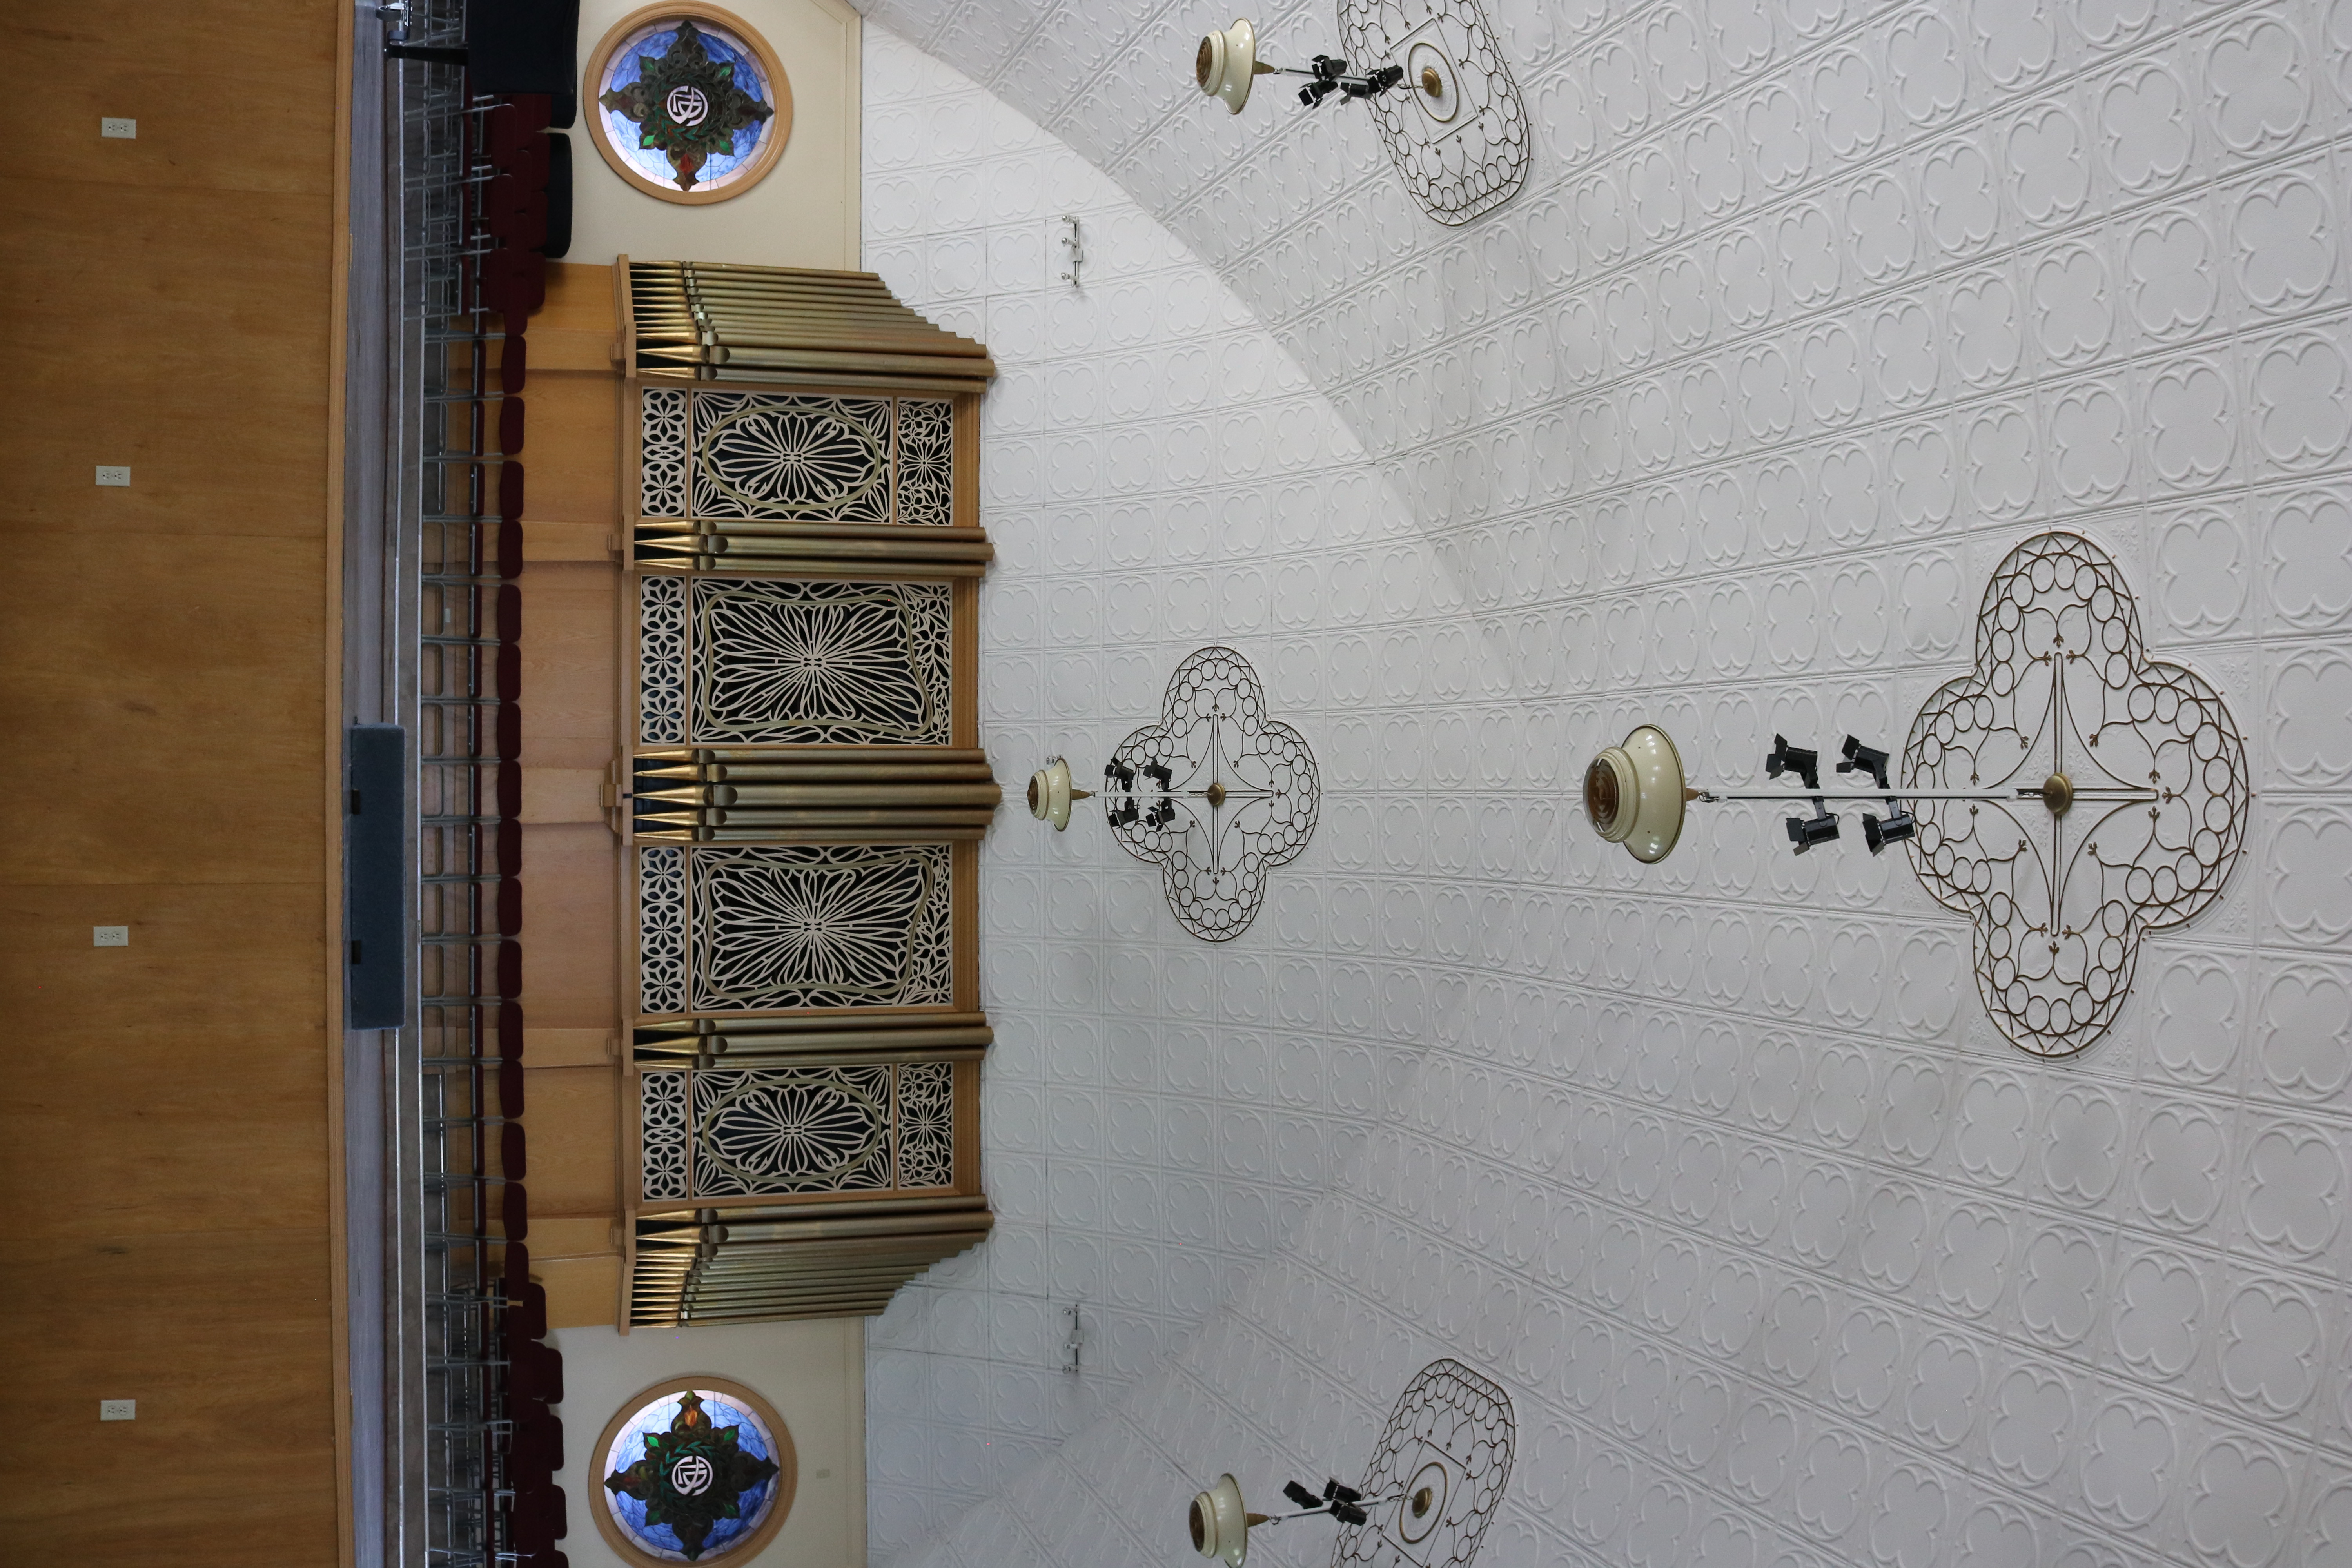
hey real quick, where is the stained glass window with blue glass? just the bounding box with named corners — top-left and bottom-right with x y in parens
top-left (594, 16), bottom-right (780, 196)
top-left (601, 1387), bottom-right (785, 1562)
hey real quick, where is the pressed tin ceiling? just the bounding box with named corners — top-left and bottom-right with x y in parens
top-left (848, 4), bottom-right (2352, 1566)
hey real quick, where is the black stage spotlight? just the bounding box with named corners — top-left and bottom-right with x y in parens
top-left (1837, 735), bottom-right (1892, 790)
top-left (1766, 734), bottom-right (1820, 790)
top-left (1862, 807), bottom-right (1916, 853)
top-left (1786, 802), bottom-right (1840, 853)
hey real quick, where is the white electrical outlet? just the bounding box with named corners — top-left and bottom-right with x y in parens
top-left (101, 118), bottom-right (137, 139)
top-left (99, 1399), bottom-right (136, 1421)
top-left (93, 925), bottom-right (129, 947)
top-left (95, 465), bottom-right (131, 487)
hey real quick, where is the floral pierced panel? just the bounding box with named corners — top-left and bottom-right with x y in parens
top-left (692, 392), bottom-right (894, 522)
top-left (691, 843), bottom-right (953, 1012)
top-left (692, 1065), bottom-right (895, 1197)
top-left (641, 387), bottom-right (690, 518)
top-left (691, 578), bottom-right (951, 745)
top-left (895, 400), bottom-right (955, 527)
top-left (641, 1069), bottom-right (691, 1200)
top-left (639, 846), bottom-right (690, 1015)
top-left (639, 573), bottom-right (691, 745)
top-left (894, 1062), bottom-right (955, 1189)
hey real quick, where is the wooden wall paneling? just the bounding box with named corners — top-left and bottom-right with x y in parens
top-left (952, 390), bottom-right (980, 531)
top-left (522, 1028), bottom-right (619, 1068)
top-left (514, 261), bottom-right (630, 1318)
top-left (951, 839), bottom-right (981, 1010)
top-left (518, 823), bottom-right (619, 1029)
top-left (3, 0), bottom-right (345, 1558)
top-left (521, 768), bottom-right (608, 823)
top-left (517, 1064), bottom-right (621, 1220)
top-left (0, 184), bottom-right (337, 540)
top-left (539, 1255), bottom-right (627, 1330)
top-left (952, 1058), bottom-right (983, 1196)
top-left (0, 893), bottom-right (332, 1228)
top-left (0, 534), bottom-right (327, 884)
top-left (527, 1216), bottom-right (618, 1257)
top-left (537, 261), bottom-right (621, 355)
top-left (323, 0), bottom-right (355, 1554)
top-left (516, 368), bottom-right (620, 528)
top-left (951, 575), bottom-right (981, 749)
top-left (518, 553), bottom-right (620, 767)
top-left (2, 1227), bottom-right (338, 1561)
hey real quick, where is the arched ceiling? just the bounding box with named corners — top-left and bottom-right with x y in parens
top-left (853, 4), bottom-right (2352, 1566)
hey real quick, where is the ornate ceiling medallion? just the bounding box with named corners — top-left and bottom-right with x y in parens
top-left (585, 5), bottom-right (791, 204)
top-left (1338, 0), bottom-right (1530, 223)
top-left (1578, 532), bottom-right (2250, 1059)
top-left (1340, 1359), bottom-right (1516, 1568)
top-left (1029, 647), bottom-right (1319, 942)
top-left (594, 1378), bottom-right (795, 1566)
top-left (1182, 1359), bottom-right (1515, 1568)
top-left (1906, 531), bottom-right (2250, 1056)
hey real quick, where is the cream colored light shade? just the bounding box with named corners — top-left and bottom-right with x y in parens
top-left (1583, 724), bottom-right (1689, 862)
top-left (1195, 20), bottom-right (1260, 113)
top-left (1188, 1474), bottom-right (1256, 1567)
top-left (1027, 757), bottom-right (1079, 831)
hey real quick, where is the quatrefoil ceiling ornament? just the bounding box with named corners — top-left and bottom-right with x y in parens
top-left (1582, 532), bottom-right (2249, 1059)
top-left (1184, 1359), bottom-right (1515, 1568)
top-left (1338, 0), bottom-right (1530, 224)
top-left (1907, 532), bottom-right (2250, 1055)
top-left (1029, 646), bottom-right (1318, 942)
top-left (1192, 0), bottom-right (1529, 224)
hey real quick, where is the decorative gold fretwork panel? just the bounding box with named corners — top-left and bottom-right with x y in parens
top-left (617, 260), bottom-right (998, 1327)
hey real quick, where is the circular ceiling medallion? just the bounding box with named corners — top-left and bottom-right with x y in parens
top-left (593, 1376), bottom-right (797, 1565)
top-left (584, 4), bottom-right (793, 205)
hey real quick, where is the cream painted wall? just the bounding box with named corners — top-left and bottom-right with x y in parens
top-left (566, 0), bottom-right (861, 270)
top-left (552, 1317), bottom-right (869, 1568)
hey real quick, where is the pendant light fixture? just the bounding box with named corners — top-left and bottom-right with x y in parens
top-left (1194, 17), bottom-right (1431, 112)
top-left (1188, 1474), bottom-right (1422, 1567)
top-left (1579, 531), bottom-right (2250, 1060)
top-left (1581, 726), bottom-right (1970, 862)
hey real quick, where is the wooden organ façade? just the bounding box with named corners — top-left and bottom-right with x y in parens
top-left (616, 260), bottom-right (999, 1327)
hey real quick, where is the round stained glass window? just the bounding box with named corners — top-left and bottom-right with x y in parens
top-left (593, 1377), bottom-right (797, 1565)
top-left (584, 4), bottom-right (793, 204)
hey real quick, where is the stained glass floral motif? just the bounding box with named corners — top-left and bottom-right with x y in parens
top-left (692, 578), bottom-right (949, 745)
top-left (690, 844), bottom-right (952, 1012)
top-left (595, 18), bottom-right (776, 195)
top-left (601, 1388), bottom-right (783, 1561)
